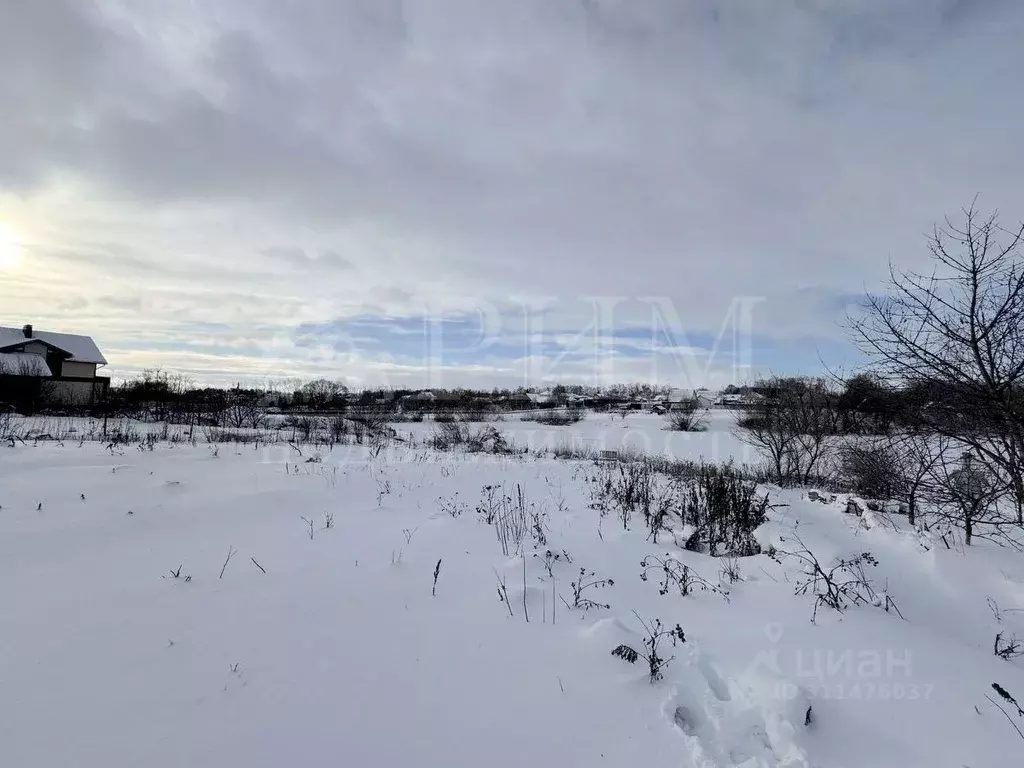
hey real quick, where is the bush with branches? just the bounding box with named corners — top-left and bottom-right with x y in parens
top-left (611, 612), bottom-right (686, 683)
top-left (640, 554), bottom-right (726, 600)
top-left (520, 407), bottom-right (586, 426)
top-left (772, 535), bottom-right (902, 623)
top-left (664, 402), bottom-right (709, 432)
top-left (566, 567), bottom-right (614, 611)
top-left (681, 463), bottom-right (769, 557)
top-left (840, 440), bottom-right (901, 500)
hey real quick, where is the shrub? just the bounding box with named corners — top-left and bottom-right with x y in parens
top-left (839, 441), bottom-right (901, 499)
top-left (771, 536), bottom-right (902, 623)
top-left (521, 407), bottom-right (586, 426)
top-left (431, 423), bottom-right (511, 454)
top-left (348, 415), bottom-right (390, 445)
top-left (284, 414), bottom-right (317, 442)
top-left (454, 409), bottom-right (492, 423)
top-left (494, 483), bottom-right (531, 557)
top-left (429, 421), bottom-right (465, 450)
top-left (588, 462), bottom-right (663, 530)
top-left (327, 414), bottom-right (349, 443)
top-left (203, 427), bottom-right (264, 444)
top-left (465, 425), bottom-right (510, 454)
top-left (611, 612), bottom-right (686, 683)
top-left (664, 406), bottom-right (709, 432)
top-left (681, 463), bottom-right (768, 557)
top-left (719, 557), bottom-right (743, 584)
top-left (641, 555), bottom-right (726, 600)
top-left (568, 567), bottom-right (614, 610)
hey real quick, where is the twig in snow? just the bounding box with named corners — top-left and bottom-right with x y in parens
top-left (985, 694), bottom-right (1024, 742)
top-left (219, 546), bottom-right (237, 579)
top-left (301, 516), bottom-right (315, 539)
top-left (552, 576), bottom-right (556, 625)
top-left (251, 557), bottom-right (266, 574)
top-left (494, 568), bottom-right (514, 618)
top-left (523, 556), bottom-right (530, 623)
top-left (432, 558), bottom-right (442, 597)
top-left (993, 683), bottom-right (1024, 716)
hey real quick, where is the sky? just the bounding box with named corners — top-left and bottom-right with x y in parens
top-left (1, 0), bottom-right (1022, 390)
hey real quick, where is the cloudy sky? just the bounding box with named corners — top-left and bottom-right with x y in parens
top-left (1, 0), bottom-right (1021, 389)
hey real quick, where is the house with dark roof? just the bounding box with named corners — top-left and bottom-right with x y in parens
top-left (0, 324), bottom-right (110, 409)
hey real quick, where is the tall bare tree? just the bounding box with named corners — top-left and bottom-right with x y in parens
top-left (850, 203), bottom-right (1024, 524)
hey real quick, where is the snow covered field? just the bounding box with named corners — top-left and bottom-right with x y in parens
top-left (6, 410), bottom-right (753, 463)
top-left (4, 416), bottom-right (1024, 767)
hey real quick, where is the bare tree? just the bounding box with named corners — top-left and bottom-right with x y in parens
top-left (850, 203), bottom-right (1024, 525)
top-left (889, 430), bottom-right (951, 527)
top-left (735, 376), bottom-right (841, 485)
top-left (930, 449), bottom-right (1007, 546)
top-left (840, 429), bottom-right (952, 526)
top-left (222, 385), bottom-right (265, 429)
top-left (299, 379), bottom-right (348, 411)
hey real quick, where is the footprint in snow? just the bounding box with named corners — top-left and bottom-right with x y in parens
top-left (663, 644), bottom-right (811, 768)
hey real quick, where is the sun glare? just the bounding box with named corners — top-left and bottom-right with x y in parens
top-left (0, 221), bottom-right (23, 268)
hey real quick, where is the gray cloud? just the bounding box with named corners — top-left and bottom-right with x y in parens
top-left (2, 0), bottom-right (1022, 383)
top-left (263, 247), bottom-right (354, 271)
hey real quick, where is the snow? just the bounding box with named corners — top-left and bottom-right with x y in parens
top-left (0, 326), bottom-right (107, 365)
top-left (0, 351), bottom-right (52, 376)
top-left (3, 414), bottom-right (1024, 767)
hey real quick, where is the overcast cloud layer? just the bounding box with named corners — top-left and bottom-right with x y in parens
top-left (1, 0), bottom-right (1022, 388)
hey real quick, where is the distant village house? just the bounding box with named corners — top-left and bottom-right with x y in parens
top-left (0, 324), bottom-right (109, 410)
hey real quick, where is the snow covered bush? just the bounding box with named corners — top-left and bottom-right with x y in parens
top-left (588, 462), bottom-right (666, 531)
top-left (681, 463), bottom-right (769, 557)
top-left (520, 406), bottom-right (586, 426)
top-left (840, 440), bottom-right (902, 500)
top-left (464, 425), bottom-right (509, 454)
top-left (431, 423), bottom-right (510, 454)
top-left (663, 406), bottom-right (708, 432)
top-left (430, 421), bottom-right (467, 450)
